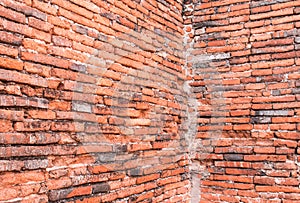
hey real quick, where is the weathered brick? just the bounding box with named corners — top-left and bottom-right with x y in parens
top-left (32, 0), bottom-right (57, 15)
top-left (224, 154), bottom-right (244, 161)
top-left (0, 0), bottom-right (46, 20)
top-left (0, 68), bottom-right (48, 87)
top-left (23, 38), bottom-right (48, 54)
top-left (24, 159), bottom-right (48, 169)
top-left (0, 0), bottom-right (299, 202)
top-left (0, 31), bottom-right (22, 45)
top-left (0, 57), bottom-right (23, 70)
top-left (250, 8), bottom-right (293, 20)
top-left (0, 120), bottom-right (13, 132)
top-left (255, 110), bottom-right (291, 116)
top-left (244, 155), bottom-right (286, 162)
top-left (21, 52), bottom-right (70, 69)
top-left (0, 110), bottom-right (24, 121)
top-left (52, 35), bottom-right (72, 47)
top-left (28, 17), bottom-right (53, 32)
top-left (92, 183), bottom-right (110, 193)
top-left (0, 5), bottom-right (26, 23)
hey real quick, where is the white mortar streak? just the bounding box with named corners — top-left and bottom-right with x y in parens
top-left (182, 2), bottom-right (202, 202)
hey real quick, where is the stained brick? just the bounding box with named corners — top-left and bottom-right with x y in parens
top-left (0, 31), bottom-right (22, 45)
top-left (92, 183), bottom-right (110, 193)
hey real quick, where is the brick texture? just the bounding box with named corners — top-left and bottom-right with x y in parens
top-left (0, 0), bottom-right (190, 202)
top-left (1, 0), bottom-right (300, 202)
top-left (184, 0), bottom-right (300, 202)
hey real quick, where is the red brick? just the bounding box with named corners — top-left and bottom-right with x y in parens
top-left (273, 15), bottom-right (300, 25)
top-left (27, 110), bottom-right (56, 120)
top-left (0, 5), bottom-right (26, 23)
top-left (251, 5), bottom-right (271, 13)
top-left (28, 17), bottom-right (53, 32)
top-left (250, 8), bottom-right (293, 20)
top-left (215, 161), bottom-right (251, 168)
top-left (238, 190), bottom-right (259, 198)
top-left (0, 110), bottom-right (24, 121)
top-left (69, 0), bottom-right (100, 13)
top-left (256, 186), bottom-right (300, 193)
top-left (0, 44), bottom-right (18, 57)
top-left (0, 120), bottom-right (13, 132)
top-left (1, 17), bottom-right (51, 42)
top-left (251, 23), bottom-right (294, 34)
top-left (136, 174), bottom-right (159, 184)
top-left (275, 132), bottom-right (300, 140)
top-left (233, 124), bottom-right (253, 131)
top-left (48, 16), bottom-right (71, 29)
top-left (254, 147), bottom-right (275, 154)
top-left (22, 38), bottom-right (48, 54)
top-left (24, 62), bottom-right (51, 77)
top-left (0, 0), bottom-right (46, 20)
top-left (52, 0), bottom-right (94, 19)
top-left (253, 38), bottom-right (294, 48)
top-left (67, 186), bottom-right (92, 199)
top-left (271, 1), bottom-right (300, 10)
top-left (214, 174), bottom-right (252, 183)
top-left (32, 0), bottom-right (57, 15)
top-left (245, 83), bottom-right (265, 90)
top-left (0, 187), bottom-right (18, 201)
top-left (206, 24), bottom-right (243, 33)
top-left (0, 57), bottom-right (23, 70)
top-left (270, 123), bottom-right (296, 130)
top-left (47, 46), bottom-right (88, 62)
top-left (254, 176), bottom-right (275, 185)
top-left (244, 155), bottom-right (286, 162)
top-left (21, 52), bottom-right (70, 69)
top-left (0, 31), bottom-right (22, 45)
top-left (53, 27), bottom-right (93, 46)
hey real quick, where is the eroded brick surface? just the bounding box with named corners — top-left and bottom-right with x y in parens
top-left (184, 0), bottom-right (300, 202)
top-left (1, 0), bottom-right (300, 202)
top-left (0, 0), bottom-right (190, 202)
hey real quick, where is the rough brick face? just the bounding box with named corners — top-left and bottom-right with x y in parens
top-left (1, 0), bottom-right (300, 202)
top-left (184, 0), bottom-right (300, 202)
top-left (0, 0), bottom-right (190, 202)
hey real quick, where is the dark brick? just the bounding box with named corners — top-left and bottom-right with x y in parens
top-left (92, 183), bottom-right (110, 194)
top-left (224, 154), bottom-right (244, 161)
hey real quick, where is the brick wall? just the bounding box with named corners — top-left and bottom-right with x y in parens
top-left (184, 0), bottom-right (300, 202)
top-left (1, 0), bottom-right (300, 202)
top-left (0, 0), bottom-right (192, 202)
